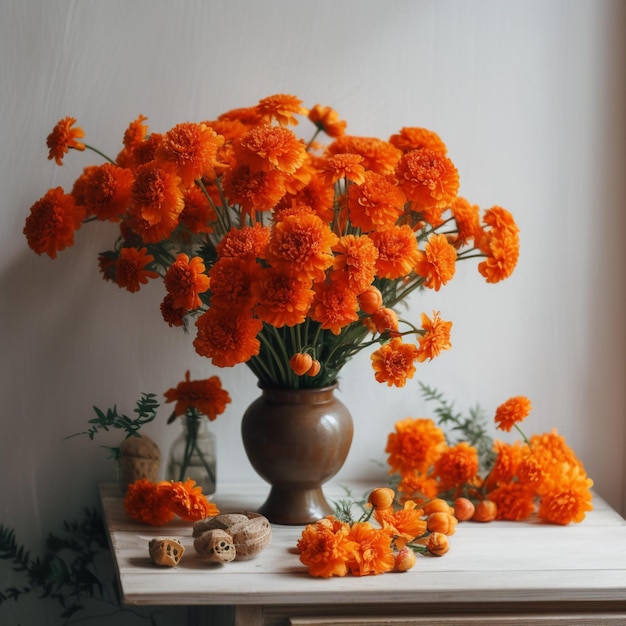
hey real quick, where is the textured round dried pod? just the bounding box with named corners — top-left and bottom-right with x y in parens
top-left (192, 513), bottom-right (250, 537)
top-left (148, 537), bottom-right (184, 567)
top-left (194, 528), bottom-right (236, 563)
top-left (227, 514), bottom-right (272, 560)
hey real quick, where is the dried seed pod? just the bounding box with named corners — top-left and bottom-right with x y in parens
top-left (228, 514), bottom-right (272, 561)
top-left (148, 537), bottom-right (184, 567)
top-left (192, 513), bottom-right (250, 537)
top-left (193, 529), bottom-right (236, 563)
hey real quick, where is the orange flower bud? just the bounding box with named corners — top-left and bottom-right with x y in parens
top-left (423, 498), bottom-right (453, 516)
top-left (358, 286), bottom-right (383, 314)
top-left (427, 531), bottom-right (450, 556)
top-left (290, 352), bottom-right (313, 376)
top-left (453, 497), bottom-right (475, 522)
top-left (472, 499), bottom-right (497, 522)
top-left (394, 547), bottom-right (417, 572)
top-left (371, 307), bottom-right (399, 334)
top-left (426, 511), bottom-right (458, 536)
top-left (368, 487), bottom-right (395, 510)
top-left (306, 359), bottom-right (321, 377)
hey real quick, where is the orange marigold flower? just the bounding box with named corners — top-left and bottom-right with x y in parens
top-left (256, 93), bottom-right (308, 126)
top-left (537, 468), bottom-right (594, 525)
top-left (327, 135), bottom-right (402, 176)
top-left (23, 187), bottom-right (86, 258)
top-left (494, 396), bottom-right (532, 432)
top-left (217, 222), bottom-right (271, 260)
top-left (285, 172), bottom-right (335, 223)
top-left (164, 253), bottom-right (210, 311)
top-left (346, 522), bottom-right (395, 576)
top-left (310, 281), bottom-right (360, 335)
top-left (164, 370), bottom-right (231, 420)
top-left (81, 163), bottom-right (134, 222)
top-left (160, 294), bottom-right (187, 328)
top-left (252, 267), bottom-right (315, 328)
top-left (487, 483), bottom-right (536, 521)
top-left (222, 163), bottom-right (287, 215)
top-left (450, 197), bottom-right (481, 248)
top-left (369, 307), bottom-right (399, 335)
top-left (297, 517), bottom-right (355, 578)
top-left (433, 442), bottom-right (479, 492)
top-left (318, 153), bottom-right (366, 186)
top-left (237, 124), bottom-right (308, 174)
top-left (156, 122), bottom-right (225, 187)
top-left (486, 440), bottom-right (529, 489)
top-left (117, 132), bottom-right (163, 170)
top-left (180, 185), bottom-right (217, 234)
top-left (267, 213), bottom-right (338, 282)
top-left (375, 500), bottom-right (427, 547)
top-left (193, 308), bottom-right (263, 367)
top-left (477, 228), bottom-right (520, 284)
top-left (128, 161), bottom-right (184, 243)
top-left (414, 233), bottom-right (457, 291)
top-left (426, 511), bottom-right (458, 536)
top-left (290, 352), bottom-right (314, 376)
top-left (347, 170), bottom-right (407, 232)
top-left (389, 127), bottom-right (447, 155)
top-left (308, 104), bottom-right (347, 138)
top-left (386, 417), bottom-right (446, 476)
top-left (427, 531), bottom-right (450, 556)
top-left (123, 478), bottom-right (175, 526)
top-left (46, 116), bottom-right (85, 165)
top-left (114, 247), bottom-right (159, 293)
top-left (160, 478), bottom-right (219, 522)
top-left (370, 224), bottom-right (421, 279)
top-left (331, 234), bottom-right (378, 293)
top-left (396, 149), bottom-right (459, 212)
top-left (397, 471), bottom-right (440, 502)
top-left (122, 114), bottom-right (149, 148)
top-left (416, 310), bottom-right (452, 362)
top-left (208, 256), bottom-right (260, 311)
top-left (358, 286), bottom-right (383, 314)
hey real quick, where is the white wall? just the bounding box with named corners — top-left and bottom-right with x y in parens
top-left (1, 0), bottom-right (625, 622)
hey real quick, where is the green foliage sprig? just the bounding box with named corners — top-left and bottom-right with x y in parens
top-left (419, 381), bottom-right (496, 472)
top-left (69, 393), bottom-right (159, 441)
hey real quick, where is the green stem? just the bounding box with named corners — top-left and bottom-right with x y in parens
top-left (84, 144), bottom-right (116, 165)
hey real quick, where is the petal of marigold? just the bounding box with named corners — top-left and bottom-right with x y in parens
top-left (46, 117), bottom-right (85, 165)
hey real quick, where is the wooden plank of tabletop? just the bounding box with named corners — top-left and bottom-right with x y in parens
top-left (99, 482), bottom-right (626, 608)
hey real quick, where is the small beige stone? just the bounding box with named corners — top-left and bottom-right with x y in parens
top-left (148, 538), bottom-right (184, 567)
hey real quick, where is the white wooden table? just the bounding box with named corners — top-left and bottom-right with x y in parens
top-left (100, 481), bottom-right (626, 625)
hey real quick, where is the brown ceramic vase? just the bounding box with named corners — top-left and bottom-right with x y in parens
top-left (241, 384), bottom-right (353, 525)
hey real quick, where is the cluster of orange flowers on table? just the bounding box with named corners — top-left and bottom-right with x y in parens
top-left (297, 487), bottom-right (457, 577)
top-left (123, 477), bottom-right (219, 526)
top-left (23, 93), bottom-right (519, 390)
top-left (386, 396), bottom-right (593, 525)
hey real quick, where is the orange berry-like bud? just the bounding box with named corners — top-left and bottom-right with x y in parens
top-left (472, 499), bottom-right (497, 522)
top-left (423, 498), bottom-right (454, 516)
top-left (453, 497), bottom-right (475, 522)
top-left (306, 359), bottom-right (321, 377)
top-left (371, 307), bottom-right (399, 333)
top-left (358, 286), bottom-right (383, 314)
top-left (426, 512), bottom-right (458, 536)
top-left (368, 487), bottom-right (395, 510)
top-left (394, 547), bottom-right (417, 572)
top-left (289, 352), bottom-right (313, 376)
top-left (427, 531), bottom-right (450, 556)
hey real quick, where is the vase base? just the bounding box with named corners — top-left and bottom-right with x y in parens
top-left (257, 486), bottom-right (333, 525)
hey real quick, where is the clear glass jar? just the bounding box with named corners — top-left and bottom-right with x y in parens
top-left (166, 416), bottom-right (216, 495)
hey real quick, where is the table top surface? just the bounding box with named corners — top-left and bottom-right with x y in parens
top-left (100, 481), bottom-right (626, 607)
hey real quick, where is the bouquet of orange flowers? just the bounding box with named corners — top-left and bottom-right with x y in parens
top-left (386, 385), bottom-right (593, 525)
top-left (24, 94), bottom-right (519, 389)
